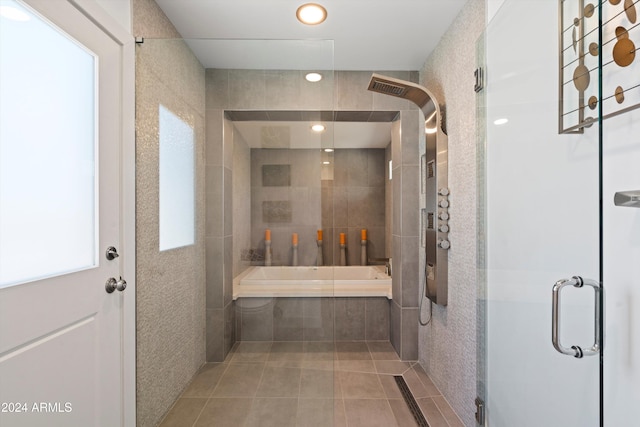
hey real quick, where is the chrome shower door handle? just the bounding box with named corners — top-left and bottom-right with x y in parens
top-left (552, 276), bottom-right (601, 358)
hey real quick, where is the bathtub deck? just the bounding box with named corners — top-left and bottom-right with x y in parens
top-left (233, 266), bottom-right (392, 300)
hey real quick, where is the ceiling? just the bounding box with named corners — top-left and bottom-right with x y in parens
top-left (154, 0), bottom-right (467, 71)
top-left (228, 111), bottom-right (397, 149)
top-left (233, 121), bottom-right (393, 150)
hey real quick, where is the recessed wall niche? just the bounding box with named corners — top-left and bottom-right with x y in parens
top-left (262, 164), bottom-right (291, 187)
top-left (262, 200), bottom-right (292, 223)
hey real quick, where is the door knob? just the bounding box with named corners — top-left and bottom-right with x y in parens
top-left (105, 276), bottom-right (127, 293)
top-left (106, 246), bottom-right (119, 260)
top-left (116, 277), bottom-right (127, 291)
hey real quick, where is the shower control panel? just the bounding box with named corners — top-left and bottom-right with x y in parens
top-left (438, 188), bottom-right (450, 249)
top-left (365, 73), bottom-right (448, 306)
top-left (424, 109), bottom-right (449, 306)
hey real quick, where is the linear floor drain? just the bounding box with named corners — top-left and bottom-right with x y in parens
top-left (394, 375), bottom-right (429, 427)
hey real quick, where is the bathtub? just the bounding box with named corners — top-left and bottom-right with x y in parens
top-left (233, 265), bottom-right (391, 299)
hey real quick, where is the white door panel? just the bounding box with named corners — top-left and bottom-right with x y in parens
top-left (0, 0), bottom-right (129, 425)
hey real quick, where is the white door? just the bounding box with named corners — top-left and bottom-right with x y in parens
top-left (0, 0), bottom-right (133, 425)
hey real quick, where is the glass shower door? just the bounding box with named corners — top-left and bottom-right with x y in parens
top-left (480, 0), bottom-right (602, 425)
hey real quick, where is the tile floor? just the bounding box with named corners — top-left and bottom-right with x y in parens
top-left (159, 341), bottom-right (464, 427)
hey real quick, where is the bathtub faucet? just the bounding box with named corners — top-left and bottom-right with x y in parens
top-left (368, 257), bottom-right (392, 276)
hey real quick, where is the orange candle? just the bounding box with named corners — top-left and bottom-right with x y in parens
top-left (317, 229), bottom-right (323, 241)
top-left (265, 229), bottom-right (271, 241)
top-left (292, 233), bottom-right (298, 245)
top-left (361, 229), bottom-right (367, 241)
top-left (339, 233), bottom-right (346, 245)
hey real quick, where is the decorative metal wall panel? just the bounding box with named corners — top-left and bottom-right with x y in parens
top-left (559, 0), bottom-right (640, 133)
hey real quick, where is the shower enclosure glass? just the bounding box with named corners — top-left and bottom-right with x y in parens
top-left (480, 0), bottom-right (640, 425)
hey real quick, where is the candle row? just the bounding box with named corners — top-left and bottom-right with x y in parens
top-left (264, 229), bottom-right (368, 243)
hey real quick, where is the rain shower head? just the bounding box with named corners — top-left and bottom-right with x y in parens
top-left (367, 73), bottom-right (441, 131)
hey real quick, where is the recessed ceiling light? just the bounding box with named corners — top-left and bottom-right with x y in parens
top-left (296, 3), bottom-right (327, 25)
top-left (311, 124), bottom-right (325, 132)
top-left (305, 72), bottom-right (323, 82)
top-left (323, 161), bottom-right (331, 165)
top-left (323, 148), bottom-right (334, 152)
top-left (0, 5), bottom-right (31, 21)
top-left (494, 118), bottom-right (509, 126)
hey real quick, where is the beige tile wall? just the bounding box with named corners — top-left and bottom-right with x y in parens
top-left (249, 149), bottom-right (322, 267)
top-left (385, 143), bottom-right (393, 258)
top-left (243, 147), bottom-right (387, 267)
top-left (232, 129), bottom-right (251, 278)
top-left (322, 149), bottom-right (387, 266)
top-left (206, 69), bottom-right (423, 363)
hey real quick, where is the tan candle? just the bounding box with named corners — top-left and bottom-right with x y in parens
top-left (265, 229), bottom-right (271, 241)
top-left (292, 233), bottom-right (298, 245)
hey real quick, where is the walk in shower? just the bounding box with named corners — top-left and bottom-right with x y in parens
top-left (135, 34), bottom-right (436, 426)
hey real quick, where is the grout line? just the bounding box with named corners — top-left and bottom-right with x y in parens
top-left (409, 364), bottom-right (464, 427)
top-left (242, 348), bottom-right (269, 424)
top-left (338, 396), bottom-right (348, 427)
top-left (296, 350), bottom-right (303, 400)
top-left (429, 397), bottom-right (450, 427)
top-left (208, 362), bottom-right (232, 398)
top-left (384, 397), bottom-right (403, 427)
top-left (189, 398), bottom-right (209, 427)
top-left (432, 395), bottom-right (464, 427)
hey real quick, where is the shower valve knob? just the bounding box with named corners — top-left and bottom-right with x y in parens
top-left (438, 239), bottom-right (451, 250)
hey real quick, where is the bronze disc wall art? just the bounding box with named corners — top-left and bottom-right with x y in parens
top-left (559, 0), bottom-right (640, 134)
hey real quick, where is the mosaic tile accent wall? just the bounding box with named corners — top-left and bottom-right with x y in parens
top-left (418, 1), bottom-right (486, 425)
top-left (132, 1), bottom-right (206, 426)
